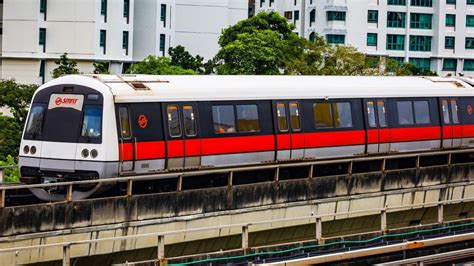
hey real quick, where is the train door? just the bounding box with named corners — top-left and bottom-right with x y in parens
top-left (440, 98), bottom-right (461, 148)
top-left (164, 103), bottom-right (201, 169)
top-left (365, 99), bottom-right (389, 153)
top-left (274, 101), bottom-right (304, 160)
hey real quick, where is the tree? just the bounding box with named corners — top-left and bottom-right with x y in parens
top-left (169, 46), bottom-right (205, 73)
top-left (126, 56), bottom-right (197, 75)
top-left (93, 61), bottom-right (110, 74)
top-left (51, 53), bottom-right (80, 78)
top-left (385, 58), bottom-right (437, 76)
top-left (0, 116), bottom-right (21, 162)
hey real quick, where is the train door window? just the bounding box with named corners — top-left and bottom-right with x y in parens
top-left (119, 107), bottom-right (131, 138)
top-left (167, 105), bottom-right (181, 137)
top-left (377, 101), bottom-right (387, 127)
top-left (333, 102), bottom-right (353, 128)
top-left (441, 100), bottom-right (450, 124)
top-left (212, 105), bottom-right (236, 134)
top-left (451, 99), bottom-right (459, 124)
top-left (367, 101), bottom-right (377, 128)
top-left (276, 103), bottom-right (289, 132)
top-left (397, 101), bottom-right (414, 125)
top-left (81, 105), bottom-right (103, 138)
top-left (183, 105), bottom-right (197, 137)
top-left (414, 100), bottom-right (430, 124)
top-left (236, 104), bottom-right (260, 133)
top-left (25, 105), bottom-right (46, 138)
top-left (313, 102), bottom-right (333, 128)
top-left (289, 102), bottom-right (301, 131)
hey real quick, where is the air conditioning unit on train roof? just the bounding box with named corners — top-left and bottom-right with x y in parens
top-left (422, 76), bottom-right (466, 88)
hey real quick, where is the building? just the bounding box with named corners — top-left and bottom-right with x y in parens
top-left (0, 0), bottom-right (248, 85)
top-left (256, 0), bottom-right (474, 76)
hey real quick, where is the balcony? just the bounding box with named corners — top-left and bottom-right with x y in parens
top-left (324, 0), bottom-right (348, 11)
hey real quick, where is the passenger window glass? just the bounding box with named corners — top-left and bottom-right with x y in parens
top-left (313, 102), bottom-right (333, 128)
top-left (414, 101), bottom-right (430, 124)
top-left (119, 107), bottom-right (131, 138)
top-left (167, 105), bottom-right (181, 137)
top-left (276, 103), bottom-right (289, 132)
top-left (397, 101), bottom-right (414, 125)
top-left (81, 105), bottom-right (102, 138)
top-left (212, 105), bottom-right (236, 134)
top-left (289, 102), bottom-right (301, 131)
top-left (25, 105), bottom-right (45, 137)
top-left (367, 101), bottom-right (376, 128)
top-left (377, 101), bottom-right (387, 127)
top-left (333, 102), bottom-right (353, 128)
top-left (236, 104), bottom-right (260, 133)
top-left (183, 105), bottom-right (197, 137)
top-left (442, 100), bottom-right (450, 125)
top-left (451, 99), bottom-right (459, 124)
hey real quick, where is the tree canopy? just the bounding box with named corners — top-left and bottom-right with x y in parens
top-left (169, 45), bottom-right (205, 74)
top-left (51, 53), bottom-right (80, 78)
top-left (126, 56), bottom-right (197, 75)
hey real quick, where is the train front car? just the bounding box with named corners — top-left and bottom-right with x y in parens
top-left (19, 75), bottom-right (118, 201)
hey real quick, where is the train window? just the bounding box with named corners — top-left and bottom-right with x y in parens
top-left (377, 101), bottom-right (387, 127)
top-left (397, 101), bottom-right (414, 125)
top-left (289, 102), bottom-right (301, 131)
top-left (25, 105), bottom-right (45, 137)
top-left (236, 104), bottom-right (260, 133)
top-left (414, 101), bottom-right (430, 124)
top-left (276, 103), bottom-right (289, 132)
top-left (367, 101), bottom-right (376, 128)
top-left (81, 105), bottom-right (102, 138)
top-left (212, 105), bottom-right (236, 134)
top-left (451, 99), bottom-right (459, 124)
top-left (333, 102), bottom-right (353, 128)
top-left (167, 105), bottom-right (181, 137)
top-left (183, 105), bottom-right (197, 137)
top-left (442, 100), bottom-right (450, 124)
top-left (119, 107), bottom-right (131, 139)
top-left (313, 103), bottom-right (333, 128)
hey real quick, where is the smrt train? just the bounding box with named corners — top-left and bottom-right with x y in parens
top-left (19, 75), bottom-right (474, 201)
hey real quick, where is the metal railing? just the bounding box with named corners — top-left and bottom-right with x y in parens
top-left (0, 195), bottom-right (473, 266)
top-left (1, 148), bottom-right (474, 207)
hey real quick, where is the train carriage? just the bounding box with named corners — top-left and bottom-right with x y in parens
top-left (18, 75), bottom-right (474, 200)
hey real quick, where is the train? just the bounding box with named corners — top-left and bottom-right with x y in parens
top-left (18, 74), bottom-right (474, 201)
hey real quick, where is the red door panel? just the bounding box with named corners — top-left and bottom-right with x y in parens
top-left (184, 139), bottom-right (201, 157)
top-left (167, 140), bottom-right (184, 158)
top-left (277, 134), bottom-right (291, 150)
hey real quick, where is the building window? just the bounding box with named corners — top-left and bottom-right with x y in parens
top-left (122, 31), bottom-right (129, 55)
top-left (464, 59), bottom-right (474, 70)
top-left (368, 10), bottom-right (378, 23)
top-left (387, 12), bottom-right (406, 28)
top-left (410, 13), bottom-right (432, 29)
top-left (39, 60), bottom-right (45, 84)
top-left (309, 9), bottom-right (316, 26)
top-left (447, 0), bottom-right (456, 4)
top-left (101, 0), bottom-right (107, 15)
top-left (326, 34), bottom-right (345, 44)
top-left (388, 0), bottom-right (406, 4)
top-left (284, 11), bottom-right (293, 20)
top-left (159, 34), bottom-right (166, 56)
top-left (467, 16), bottom-right (474, 27)
top-left (410, 0), bottom-right (432, 7)
top-left (123, 0), bottom-right (130, 22)
top-left (327, 11), bottom-right (346, 21)
top-left (445, 36), bottom-right (455, 49)
top-left (409, 35), bottom-right (432, 51)
top-left (409, 58), bottom-right (431, 70)
top-left (269, 0), bottom-right (274, 6)
top-left (466, 37), bottom-right (474, 49)
top-left (446, 14), bottom-right (456, 27)
top-left (443, 59), bottom-right (457, 71)
top-left (40, 0), bottom-right (47, 14)
top-left (260, 0), bottom-right (264, 7)
top-left (309, 32), bottom-right (316, 42)
top-left (294, 10), bottom-right (300, 24)
top-left (387, 34), bottom-right (405, 50)
top-left (39, 28), bottom-right (46, 52)
top-left (468, 0), bottom-right (474, 4)
top-left (367, 33), bottom-right (378, 46)
top-left (161, 4), bottom-right (166, 27)
top-left (100, 30), bottom-right (106, 54)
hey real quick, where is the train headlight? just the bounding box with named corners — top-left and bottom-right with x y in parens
top-left (30, 146), bottom-right (37, 155)
top-left (23, 145), bottom-right (30, 154)
top-left (90, 149), bottom-right (98, 159)
top-left (81, 149), bottom-right (89, 158)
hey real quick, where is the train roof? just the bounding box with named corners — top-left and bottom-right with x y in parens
top-left (42, 75), bottom-right (474, 102)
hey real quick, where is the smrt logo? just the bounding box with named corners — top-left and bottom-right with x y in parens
top-left (55, 97), bottom-right (78, 106)
top-left (138, 114), bottom-right (148, 129)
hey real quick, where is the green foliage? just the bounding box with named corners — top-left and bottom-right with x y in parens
top-left (93, 61), bottom-right (110, 74)
top-left (0, 116), bottom-right (21, 162)
top-left (51, 53), bottom-right (80, 79)
top-left (169, 45), bottom-right (205, 73)
top-left (0, 155), bottom-right (19, 183)
top-left (385, 58), bottom-right (437, 76)
top-left (126, 56), bottom-right (197, 75)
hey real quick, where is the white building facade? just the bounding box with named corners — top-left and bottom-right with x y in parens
top-left (256, 0), bottom-right (474, 76)
top-left (0, 0), bottom-right (248, 85)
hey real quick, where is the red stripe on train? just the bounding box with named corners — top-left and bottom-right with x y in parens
top-left (119, 141), bottom-right (165, 161)
top-left (304, 130), bottom-right (366, 148)
top-left (201, 135), bottom-right (275, 156)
